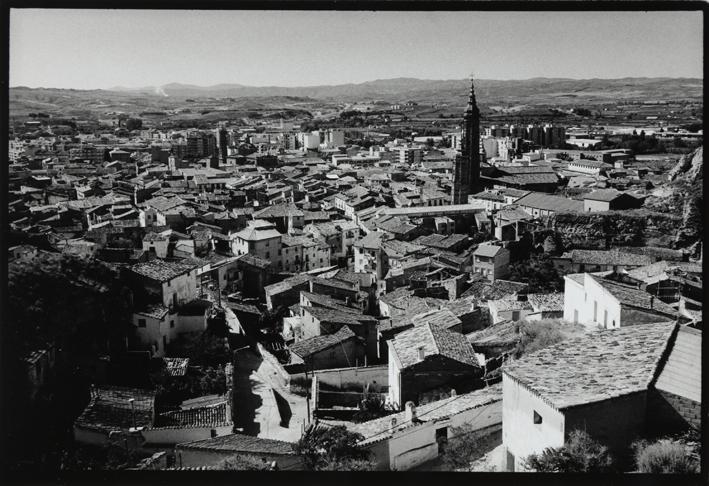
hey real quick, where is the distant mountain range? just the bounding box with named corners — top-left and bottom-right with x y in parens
top-left (103, 77), bottom-right (703, 103)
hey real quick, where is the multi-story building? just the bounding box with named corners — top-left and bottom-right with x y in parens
top-left (397, 146), bottom-right (422, 165)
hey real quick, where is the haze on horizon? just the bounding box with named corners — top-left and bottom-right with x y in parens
top-left (10, 9), bottom-right (703, 90)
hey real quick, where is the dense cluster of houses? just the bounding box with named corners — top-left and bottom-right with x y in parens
top-left (8, 108), bottom-right (702, 472)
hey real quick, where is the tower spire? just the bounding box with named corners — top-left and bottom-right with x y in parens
top-left (466, 75), bottom-right (476, 113)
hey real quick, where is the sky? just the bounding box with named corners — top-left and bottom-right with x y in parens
top-left (9, 9), bottom-right (704, 90)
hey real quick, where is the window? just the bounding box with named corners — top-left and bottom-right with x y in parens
top-left (166, 280), bottom-right (171, 287)
top-left (436, 427), bottom-right (448, 453)
top-left (533, 411), bottom-right (543, 424)
top-left (603, 309), bottom-right (608, 328)
top-left (170, 320), bottom-right (175, 328)
top-left (265, 252), bottom-right (269, 259)
top-left (138, 319), bottom-right (146, 328)
top-left (163, 336), bottom-right (167, 349)
top-left (593, 301), bottom-right (598, 321)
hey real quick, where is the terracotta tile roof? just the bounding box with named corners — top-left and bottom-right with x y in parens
top-left (588, 274), bottom-right (679, 316)
top-left (350, 383), bottom-right (502, 446)
top-left (527, 293), bottom-right (564, 312)
top-left (74, 386), bottom-right (156, 433)
top-left (157, 401), bottom-right (231, 428)
top-left (254, 203), bottom-right (304, 219)
top-left (176, 433), bottom-right (296, 455)
top-left (289, 326), bottom-right (356, 359)
top-left (391, 322), bottom-right (480, 369)
top-left (461, 278), bottom-right (528, 304)
top-left (164, 357), bottom-right (189, 377)
top-left (561, 249), bottom-right (655, 267)
top-left (301, 306), bottom-right (375, 327)
top-left (515, 192), bottom-right (583, 212)
top-left (466, 320), bottom-right (520, 347)
top-left (503, 321), bottom-right (676, 410)
top-left (474, 243), bottom-right (506, 258)
top-left (412, 308), bottom-right (462, 330)
top-left (131, 259), bottom-right (198, 282)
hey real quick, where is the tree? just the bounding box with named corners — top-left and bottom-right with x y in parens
top-left (507, 253), bottom-right (564, 292)
top-left (524, 430), bottom-right (615, 473)
top-left (295, 424), bottom-right (375, 471)
top-left (125, 118), bottom-right (143, 131)
top-left (352, 394), bottom-right (392, 423)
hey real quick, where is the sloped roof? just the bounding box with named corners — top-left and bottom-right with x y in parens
top-left (131, 259), bottom-right (198, 282)
top-left (515, 192), bottom-right (583, 212)
top-left (411, 308), bottom-right (462, 330)
top-left (503, 322), bottom-right (676, 410)
top-left (588, 274), bottom-right (679, 316)
top-left (350, 383), bottom-right (502, 446)
top-left (74, 386), bottom-right (156, 433)
top-left (157, 401), bottom-right (231, 428)
top-left (289, 326), bottom-right (357, 359)
top-left (176, 433), bottom-right (296, 455)
top-left (390, 322), bottom-right (480, 369)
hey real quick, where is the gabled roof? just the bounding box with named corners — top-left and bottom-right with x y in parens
top-left (474, 243), bottom-right (505, 258)
top-left (350, 383), bottom-right (502, 446)
top-left (503, 322), bottom-right (676, 410)
top-left (74, 386), bottom-right (155, 433)
top-left (411, 308), bottom-right (462, 330)
top-left (587, 274), bottom-right (678, 316)
top-left (176, 433), bottom-right (296, 455)
top-left (390, 322), bottom-right (479, 370)
top-left (514, 192), bottom-right (583, 213)
top-left (157, 401), bottom-right (231, 428)
top-left (289, 326), bottom-right (357, 359)
top-left (131, 259), bottom-right (199, 282)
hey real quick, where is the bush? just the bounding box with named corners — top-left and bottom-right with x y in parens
top-left (217, 454), bottom-right (273, 470)
top-left (439, 426), bottom-right (482, 470)
top-left (295, 424), bottom-right (374, 471)
top-left (512, 320), bottom-right (582, 358)
top-left (633, 438), bottom-right (699, 473)
top-left (352, 394), bottom-right (392, 423)
top-left (524, 430), bottom-right (614, 473)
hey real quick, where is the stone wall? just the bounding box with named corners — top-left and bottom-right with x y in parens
top-left (546, 210), bottom-right (683, 250)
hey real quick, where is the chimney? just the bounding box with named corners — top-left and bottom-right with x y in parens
top-left (450, 389), bottom-right (457, 397)
top-left (404, 401), bottom-right (417, 422)
top-left (417, 346), bottom-right (425, 361)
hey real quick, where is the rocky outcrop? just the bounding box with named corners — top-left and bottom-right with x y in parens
top-left (546, 210), bottom-right (683, 250)
top-left (668, 146), bottom-right (703, 183)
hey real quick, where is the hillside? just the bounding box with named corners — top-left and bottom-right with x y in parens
top-left (10, 77), bottom-right (703, 119)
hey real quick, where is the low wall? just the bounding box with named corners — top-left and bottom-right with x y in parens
top-left (142, 424), bottom-right (233, 446)
top-left (290, 364), bottom-right (388, 392)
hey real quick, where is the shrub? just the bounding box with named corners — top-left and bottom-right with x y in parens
top-left (352, 394), bottom-right (392, 423)
top-left (512, 319), bottom-right (584, 358)
top-left (295, 424), bottom-right (373, 471)
top-left (524, 430), bottom-right (614, 472)
top-left (439, 426), bottom-right (483, 470)
top-left (633, 439), bottom-right (699, 473)
top-left (217, 454), bottom-right (273, 470)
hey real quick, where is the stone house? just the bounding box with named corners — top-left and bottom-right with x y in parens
top-left (562, 272), bottom-right (679, 329)
top-left (472, 243), bottom-right (511, 282)
top-left (349, 383), bottom-right (502, 471)
top-left (501, 322), bottom-right (697, 471)
top-left (387, 322), bottom-right (483, 410)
